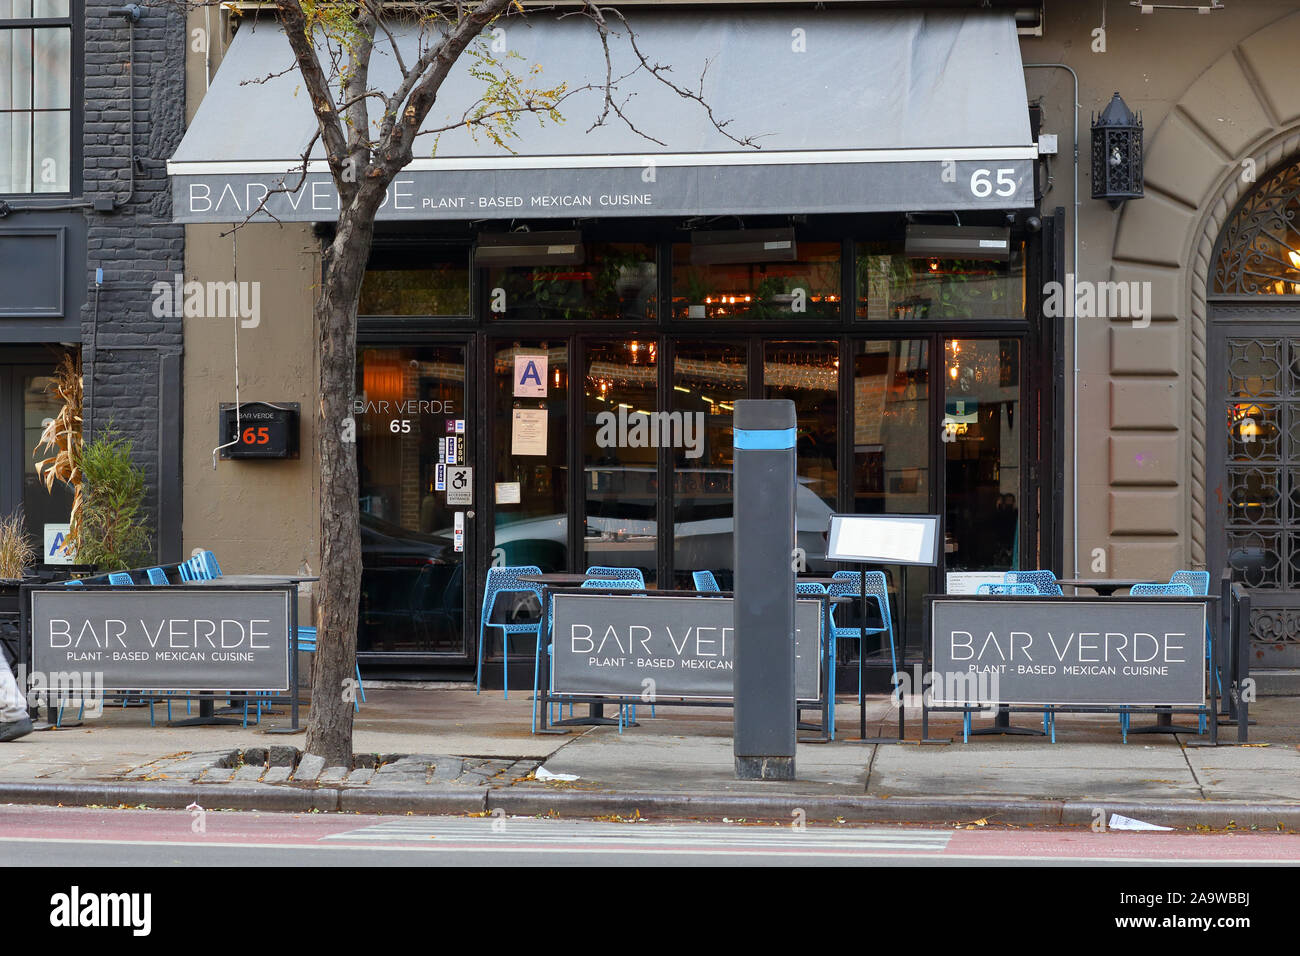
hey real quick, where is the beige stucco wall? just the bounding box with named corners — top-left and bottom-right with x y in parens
top-left (1027, 0), bottom-right (1300, 578)
top-left (181, 9), bottom-right (321, 581)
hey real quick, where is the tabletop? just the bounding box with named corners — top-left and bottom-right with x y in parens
top-left (1057, 578), bottom-right (1159, 594)
top-left (518, 573), bottom-right (620, 586)
top-left (180, 574), bottom-right (320, 586)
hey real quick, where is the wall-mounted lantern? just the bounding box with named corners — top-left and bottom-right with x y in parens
top-left (1091, 92), bottom-right (1144, 206)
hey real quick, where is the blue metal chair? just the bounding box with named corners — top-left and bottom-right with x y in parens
top-left (108, 572), bottom-right (133, 585)
top-left (1121, 582), bottom-right (1198, 740)
top-left (797, 581), bottom-right (831, 734)
top-left (582, 578), bottom-right (643, 591)
top-left (1169, 570), bottom-right (1210, 594)
top-left (146, 567), bottom-right (169, 586)
top-left (295, 625), bottom-right (362, 714)
top-left (1130, 583), bottom-right (1195, 597)
top-left (976, 583), bottom-right (1041, 595)
top-left (477, 566), bottom-right (543, 699)
top-left (692, 570), bottom-right (720, 592)
top-left (178, 555), bottom-right (209, 582)
top-left (969, 583), bottom-right (1050, 739)
top-left (827, 571), bottom-right (894, 742)
top-left (584, 566), bottom-right (645, 587)
top-left (1003, 570), bottom-right (1063, 596)
top-left (581, 578), bottom-right (645, 729)
top-left (63, 579), bottom-right (83, 587)
top-left (200, 551), bottom-right (222, 578)
top-left (1168, 570), bottom-right (1219, 707)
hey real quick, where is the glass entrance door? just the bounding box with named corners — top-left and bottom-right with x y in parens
top-left (0, 361), bottom-right (76, 567)
top-left (356, 342), bottom-right (474, 660)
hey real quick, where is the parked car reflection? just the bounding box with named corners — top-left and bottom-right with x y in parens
top-left (359, 512), bottom-right (463, 654)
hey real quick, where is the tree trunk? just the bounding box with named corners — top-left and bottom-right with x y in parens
top-left (303, 201), bottom-right (379, 765)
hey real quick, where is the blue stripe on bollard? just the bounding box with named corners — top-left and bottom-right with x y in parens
top-left (733, 427), bottom-right (797, 450)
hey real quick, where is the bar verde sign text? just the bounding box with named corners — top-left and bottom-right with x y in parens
top-left (28, 587), bottom-right (292, 692)
top-left (551, 593), bottom-right (821, 701)
top-left (929, 598), bottom-right (1207, 707)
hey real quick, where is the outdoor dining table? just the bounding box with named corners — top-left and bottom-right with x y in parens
top-left (1056, 578), bottom-right (1159, 596)
top-left (517, 573), bottom-right (643, 728)
top-left (175, 573), bottom-right (318, 729)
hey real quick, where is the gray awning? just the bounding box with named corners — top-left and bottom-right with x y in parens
top-left (168, 9), bottom-right (1036, 223)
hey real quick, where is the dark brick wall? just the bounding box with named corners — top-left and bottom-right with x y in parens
top-left (81, 0), bottom-right (186, 559)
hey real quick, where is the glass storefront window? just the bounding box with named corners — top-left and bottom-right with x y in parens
top-left (492, 341), bottom-right (568, 573)
top-left (487, 242), bottom-right (657, 321)
top-left (853, 340), bottom-right (930, 513)
top-left (943, 338), bottom-right (1021, 572)
top-left (856, 243), bottom-right (1025, 320)
top-left (851, 339), bottom-right (930, 656)
top-left (764, 340), bottom-right (838, 572)
top-left (671, 341), bottom-right (746, 589)
top-left (359, 254), bottom-right (471, 315)
top-left (583, 338), bottom-right (658, 584)
top-left (672, 242), bottom-right (841, 321)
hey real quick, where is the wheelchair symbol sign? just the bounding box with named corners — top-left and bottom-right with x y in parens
top-left (446, 466), bottom-right (472, 505)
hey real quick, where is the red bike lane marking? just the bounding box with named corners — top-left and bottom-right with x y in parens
top-left (0, 805), bottom-right (371, 844)
top-left (945, 828), bottom-right (1300, 861)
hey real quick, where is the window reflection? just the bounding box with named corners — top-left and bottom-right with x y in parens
top-left (673, 242), bottom-right (840, 320)
top-left (672, 341), bottom-right (746, 589)
top-left (488, 243), bottom-right (656, 321)
top-left (856, 243), bottom-right (1025, 320)
top-left (359, 252), bottom-right (471, 315)
top-left (764, 341), bottom-right (837, 573)
top-left (943, 339), bottom-right (1021, 571)
top-left (584, 339), bottom-right (658, 584)
top-left (852, 340), bottom-right (930, 656)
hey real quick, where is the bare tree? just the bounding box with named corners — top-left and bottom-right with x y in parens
top-left (200, 0), bottom-right (754, 763)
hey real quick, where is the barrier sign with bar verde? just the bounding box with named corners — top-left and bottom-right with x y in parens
top-left (551, 593), bottom-right (821, 701)
top-left (929, 598), bottom-right (1208, 707)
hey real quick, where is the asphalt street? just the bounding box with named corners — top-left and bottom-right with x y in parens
top-left (1, 805), bottom-right (1297, 867)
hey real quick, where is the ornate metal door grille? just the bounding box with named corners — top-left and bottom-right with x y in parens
top-left (1217, 337), bottom-right (1300, 666)
top-left (1211, 160), bottom-right (1300, 668)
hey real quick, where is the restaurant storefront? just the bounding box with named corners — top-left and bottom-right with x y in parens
top-left (170, 5), bottom-right (1063, 684)
top-left (348, 216), bottom-right (1061, 682)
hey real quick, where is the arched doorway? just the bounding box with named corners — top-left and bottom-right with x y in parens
top-left (1209, 159), bottom-right (1300, 670)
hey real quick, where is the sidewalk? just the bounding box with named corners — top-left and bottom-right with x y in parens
top-left (1, 687), bottom-right (1298, 828)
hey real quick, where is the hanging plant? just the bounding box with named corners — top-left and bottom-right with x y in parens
top-left (33, 353), bottom-right (84, 557)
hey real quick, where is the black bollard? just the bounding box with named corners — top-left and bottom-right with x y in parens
top-left (732, 399), bottom-right (797, 781)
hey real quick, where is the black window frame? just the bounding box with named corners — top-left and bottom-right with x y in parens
top-left (0, 0), bottom-right (81, 197)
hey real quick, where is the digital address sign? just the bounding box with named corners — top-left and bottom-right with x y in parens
top-left (218, 402), bottom-right (300, 459)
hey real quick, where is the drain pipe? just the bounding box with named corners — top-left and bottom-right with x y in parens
top-left (1024, 62), bottom-right (1081, 577)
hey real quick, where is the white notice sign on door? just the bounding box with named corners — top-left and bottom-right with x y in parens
top-left (512, 407), bottom-right (548, 456)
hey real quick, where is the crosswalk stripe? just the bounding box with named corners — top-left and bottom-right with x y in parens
top-left (322, 821), bottom-right (952, 851)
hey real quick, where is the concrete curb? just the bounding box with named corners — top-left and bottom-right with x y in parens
top-left (0, 782), bottom-right (337, 813)
top-left (2, 781), bottom-right (1298, 829)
